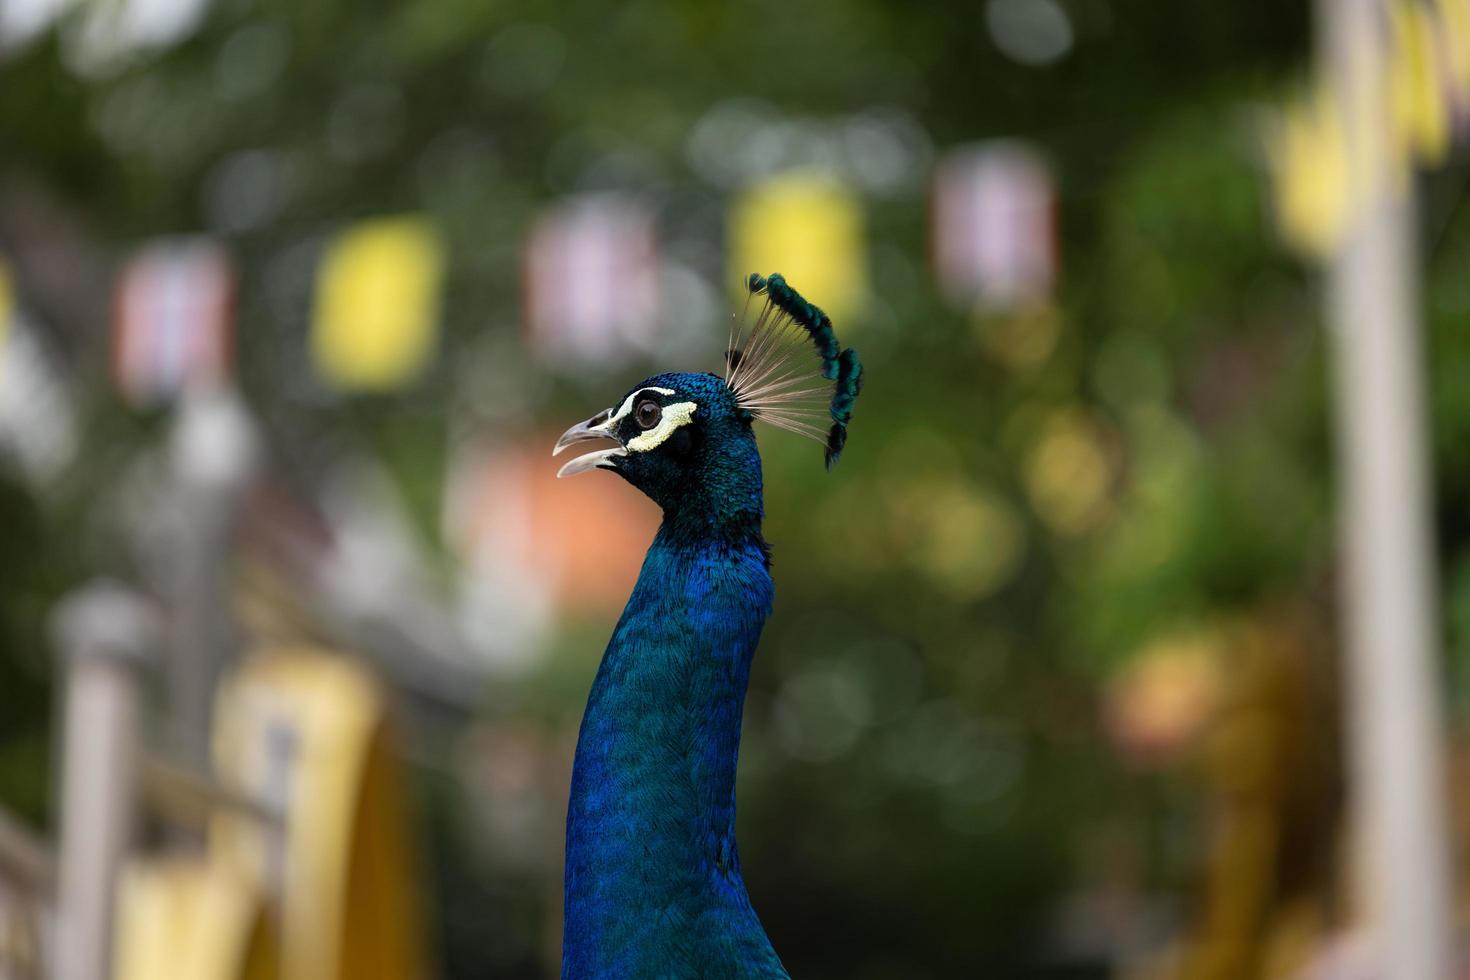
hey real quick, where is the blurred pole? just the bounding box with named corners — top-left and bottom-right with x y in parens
top-left (167, 386), bottom-right (256, 775)
top-left (1321, 0), bottom-right (1455, 975)
top-left (50, 583), bottom-right (155, 980)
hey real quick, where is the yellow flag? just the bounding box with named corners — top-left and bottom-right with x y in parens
top-left (1437, 0), bottom-right (1470, 97)
top-left (312, 217), bottom-right (443, 391)
top-left (728, 172), bottom-right (864, 325)
top-left (0, 257), bottom-right (13, 349)
top-left (1391, 0), bottom-right (1452, 167)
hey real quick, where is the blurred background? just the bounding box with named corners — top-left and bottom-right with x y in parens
top-left (2, 0), bottom-right (1469, 977)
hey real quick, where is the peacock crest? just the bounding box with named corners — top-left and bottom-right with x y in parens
top-left (725, 273), bottom-right (864, 469)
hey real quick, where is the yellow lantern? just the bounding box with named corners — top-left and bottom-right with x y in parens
top-left (1270, 91), bottom-right (1349, 259)
top-left (728, 172), bottom-right (864, 325)
top-left (311, 218), bottom-right (443, 391)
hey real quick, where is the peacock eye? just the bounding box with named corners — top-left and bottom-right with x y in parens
top-left (634, 399), bottom-right (662, 430)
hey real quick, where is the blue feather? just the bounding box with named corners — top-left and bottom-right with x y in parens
top-left (562, 373), bottom-right (791, 979)
top-left (560, 280), bottom-right (862, 970)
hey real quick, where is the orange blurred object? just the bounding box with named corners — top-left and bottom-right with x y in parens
top-left (450, 434), bottom-right (660, 614)
top-left (1103, 629), bottom-right (1224, 765)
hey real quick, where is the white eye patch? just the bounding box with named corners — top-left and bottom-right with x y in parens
top-left (592, 386), bottom-right (676, 434)
top-left (627, 401), bottom-right (697, 452)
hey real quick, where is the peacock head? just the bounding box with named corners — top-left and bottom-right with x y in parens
top-left (552, 371), bottom-right (755, 513)
top-left (552, 273), bottom-right (864, 515)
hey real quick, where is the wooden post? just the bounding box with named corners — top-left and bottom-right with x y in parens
top-left (1322, 0), bottom-right (1455, 973)
top-left (167, 386), bottom-right (255, 773)
top-left (0, 807), bottom-right (53, 980)
top-left (50, 583), bottom-right (155, 980)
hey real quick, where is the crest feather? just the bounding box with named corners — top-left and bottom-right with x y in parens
top-left (724, 273), bottom-right (864, 468)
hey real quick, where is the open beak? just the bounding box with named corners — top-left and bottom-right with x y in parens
top-left (552, 410), bottom-right (627, 478)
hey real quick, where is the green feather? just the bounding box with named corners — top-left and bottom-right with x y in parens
top-left (744, 273), bottom-right (863, 468)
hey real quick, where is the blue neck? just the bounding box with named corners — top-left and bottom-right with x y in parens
top-left (562, 500), bottom-right (787, 978)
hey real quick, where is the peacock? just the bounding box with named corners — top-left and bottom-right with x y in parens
top-left (551, 274), bottom-right (863, 979)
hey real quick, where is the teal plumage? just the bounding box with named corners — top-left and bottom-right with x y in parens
top-left (737, 273), bottom-right (863, 469)
top-left (827, 346), bottom-right (864, 468)
top-left (552, 277), bottom-right (863, 978)
top-left (746, 274), bottom-right (840, 373)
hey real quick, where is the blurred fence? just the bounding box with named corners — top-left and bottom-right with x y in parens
top-left (0, 807), bottom-right (50, 980)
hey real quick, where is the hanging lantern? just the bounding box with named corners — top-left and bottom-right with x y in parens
top-left (523, 193), bottom-right (660, 371)
top-left (728, 172), bottom-right (864, 324)
top-left (311, 217), bottom-right (443, 392)
top-left (931, 142), bottom-right (1056, 312)
top-left (113, 237), bottom-right (234, 407)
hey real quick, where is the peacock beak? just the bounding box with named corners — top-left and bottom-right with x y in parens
top-left (552, 410), bottom-right (628, 478)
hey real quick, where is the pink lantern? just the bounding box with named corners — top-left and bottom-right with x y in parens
top-left (932, 142), bottom-right (1056, 312)
top-left (113, 238), bottom-right (234, 406)
top-left (523, 194), bottom-right (659, 370)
